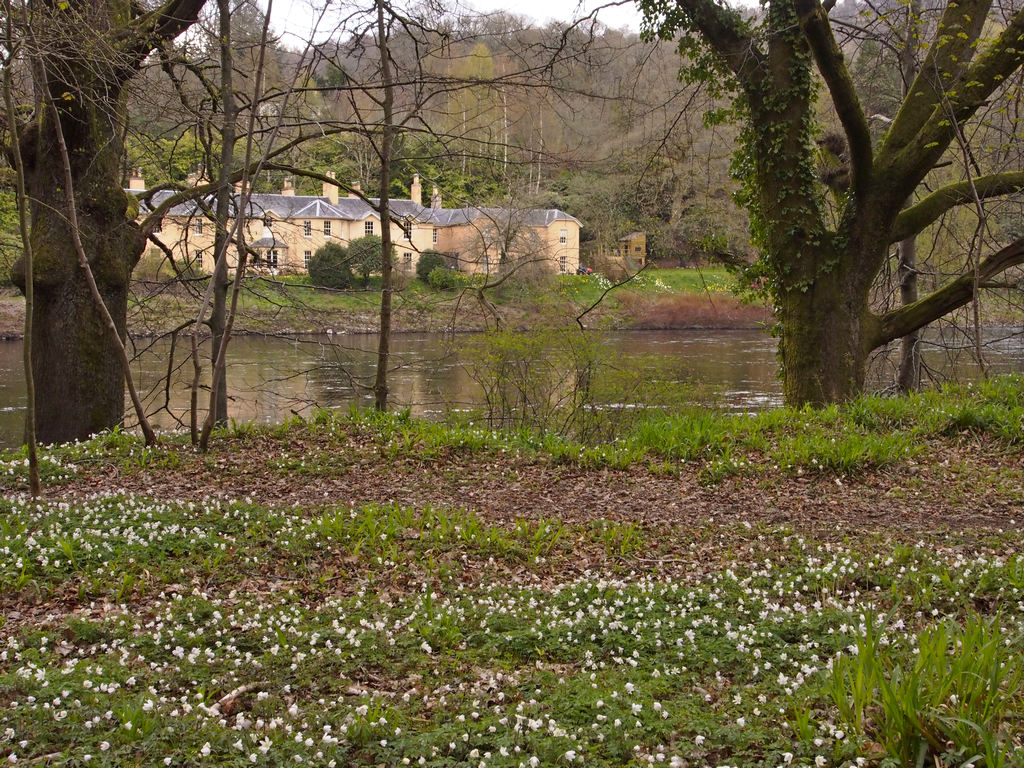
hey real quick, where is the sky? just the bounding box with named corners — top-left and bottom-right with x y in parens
top-left (272, 0), bottom-right (646, 48)
top-left (465, 0), bottom-right (645, 30)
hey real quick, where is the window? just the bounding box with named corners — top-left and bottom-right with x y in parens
top-left (303, 220), bottom-right (312, 237)
top-left (559, 229), bottom-right (567, 245)
top-left (323, 220), bottom-right (332, 237)
top-left (634, 246), bottom-right (642, 253)
top-left (267, 250), bottom-right (279, 268)
top-left (364, 220), bottom-right (374, 235)
top-left (559, 254), bottom-right (567, 273)
top-left (432, 228), bottom-right (438, 244)
top-left (403, 252), bottom-right (412, 269)
top-left (194, 218), bottom-right (203, 236)
top-left (404, 227), bottom-right (412, 240)
top-left (263, 214), bottom-right (272, 229)
top-left (194, 250), bottom-right (203, 268)
top-left (304, 250), bottom-right (312, 269)
top-left (153, 219), bottom-right (162, 233)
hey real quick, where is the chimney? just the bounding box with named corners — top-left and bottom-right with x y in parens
top-left (128, 168), bottom-right (145, 191)
top-left (323, 171), bottom-right (338, 205)
top-left (349, 181), bottom-right (361, 198)
top-left (187, 163), bottom-right (206, 187)
top-left (430, 185), bottom-right (442, 209)
top-left (410, 173), bottom-right (422, 205)
top-left (281, 177), bottom-right (295, 196)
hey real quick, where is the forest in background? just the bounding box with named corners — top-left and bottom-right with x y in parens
top-left (6, 2), bottom-right (752, 279)
top-left (4, 0), bottom-right (1024, 298)
top-left (4, 0), bottom-right (1024, 455)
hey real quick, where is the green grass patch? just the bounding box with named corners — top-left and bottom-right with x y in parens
top-left (3, 507), bottom-right (1022, 766)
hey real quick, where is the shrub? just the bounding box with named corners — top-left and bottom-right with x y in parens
top-left (349, 235), bottom-right (382, 287)
top-left (427, 265), bottom-right (470, 290)
top-left (308, 242), bottom-right (353, 289)
top-left (416, 249), bottom-right (447, 281)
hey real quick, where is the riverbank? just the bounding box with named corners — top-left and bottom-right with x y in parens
top-left (2, 381), bottom-right (1023, 766)
top-left (0, 269), bottom-right (770, 339)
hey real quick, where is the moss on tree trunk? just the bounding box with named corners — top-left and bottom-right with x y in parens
top-left (10, 0), bottom-right (204, 443)
top-left (777, 270), bottom-right (872, 405)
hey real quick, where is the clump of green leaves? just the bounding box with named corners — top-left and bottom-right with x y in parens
top-left (415, 249), bottom-right (447, 281)
top-left (829, 613), bottom-right (1024, 767)
top-left (308, 241), bottom-right (353, 289)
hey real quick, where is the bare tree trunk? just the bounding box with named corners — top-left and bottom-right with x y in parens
top-left (896, 229), bottom-right (920, 391)
top-left (199, 0), bottom-right (278, 451)
top-left (896, 0), bottom-right (921, 392)
top-left (3, 1), bottom-right (39, 493)
top-left (502, 87), bottom-right (508, 174)
top-left (535, 111), bottom-right (543, 195)
top-left (373, 0), bottom-right (395, 411)
top-left (209, 0), bottom-right (237, 427)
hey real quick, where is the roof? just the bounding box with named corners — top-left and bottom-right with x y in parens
top-left (134, 189), bottom-right (582, 229)
top-left (251, 234), bottom-right (289, 249)
top-left (618, 231), bottom-right (645, 241)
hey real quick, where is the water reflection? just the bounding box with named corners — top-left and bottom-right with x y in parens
top-left (1, 327), bottom-right (1022, 449)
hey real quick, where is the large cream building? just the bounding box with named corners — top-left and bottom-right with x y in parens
top-left (134, 171), bottom-right (581, 278)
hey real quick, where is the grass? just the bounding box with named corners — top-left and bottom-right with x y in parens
top-left (122, 268), bottom-right (747, 338)
top-left (551, 268), bottom-right (734, 310)
top-left (829, 612), bottom-right (1024, 768)
top-left (3, 376), bottom-right (1020, 495)
top-left (343, 375), bottom-right (1023, 480)
top-left (2, 381), bottom-right (1023, 765)
top-left (2, 486), bottom-right (1022, 766)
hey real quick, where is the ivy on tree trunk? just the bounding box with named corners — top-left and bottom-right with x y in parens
top-left (641, 0), bottom-right (1024, 405)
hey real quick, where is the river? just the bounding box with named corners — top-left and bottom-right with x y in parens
top-left (1, 328), bottom-right (1022, 448)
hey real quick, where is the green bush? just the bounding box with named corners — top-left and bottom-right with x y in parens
top-left (415, 249), bottom-right (447, 281)
top-left (308, 242), bottom-right (353, 289)
top-left (349, 234), bottom-right (382, 287)
top-left (427, 265), bottom-right (470, 290)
